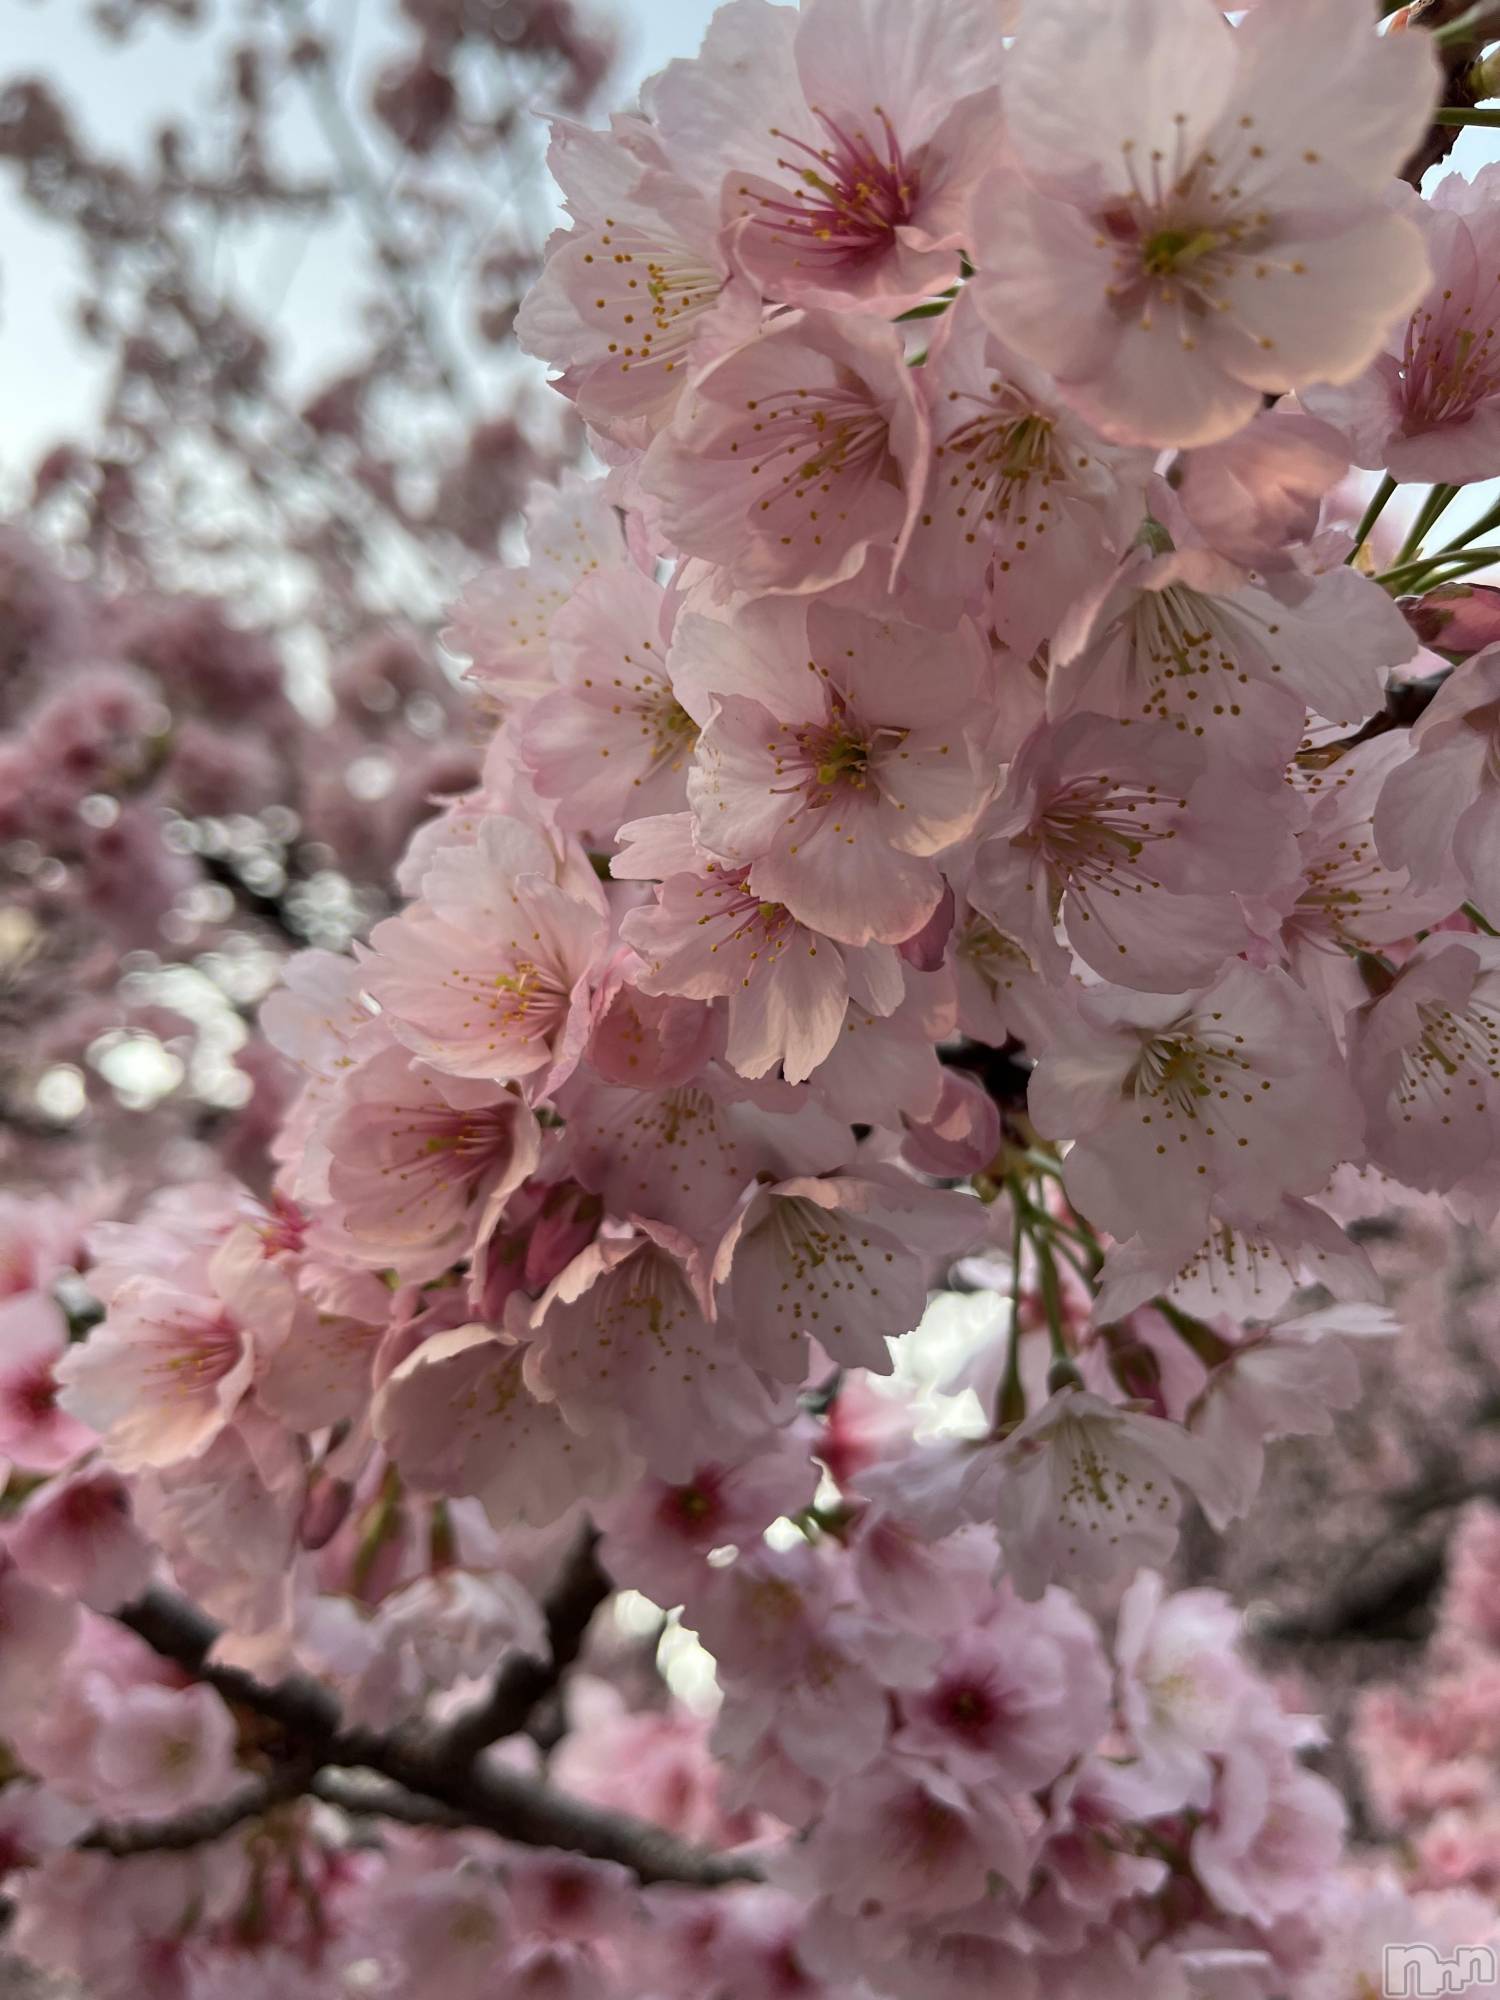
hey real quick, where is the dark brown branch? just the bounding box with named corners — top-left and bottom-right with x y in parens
top-left (80, 1761), bottom-right (315, 1856)
top-left (113, 1586), bottom-right (759, 1888)
top-left (1400, 0), bottom-right (1493, 187)
top-left (440, 1524), bottom-right (610, 1766)
top-left (311, 1769), bottom-right (469, 1831)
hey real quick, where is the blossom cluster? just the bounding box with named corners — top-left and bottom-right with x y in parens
top-left (0, 526), bottom-right (486, 1198)
top-left (8, 0), bottom-right (1500, 1991)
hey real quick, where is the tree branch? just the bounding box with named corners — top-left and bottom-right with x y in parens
top-left (1400, 0), bottom-right (1492, 186)
top-left (80, 1762), bottom-right (315, 1857)
top-left (113, 1585), bottom-right (760, 1888)
top-left (439, 1523), bottom-right (610, 1766)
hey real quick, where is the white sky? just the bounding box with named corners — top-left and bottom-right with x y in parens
top-left (0, 0), bottom-right (724, 495)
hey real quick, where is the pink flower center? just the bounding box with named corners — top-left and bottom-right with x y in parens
top-left (747, 105), bottom-right (917, 264)
top-left (938, 1678), bottom-right (999, 1739)
top-left (1403, 306), bottom-right (1500, 432)
top-left (8, 1365), bottom-right (59, 1426)
top-left (930, 387), bottom-right (1063, 541)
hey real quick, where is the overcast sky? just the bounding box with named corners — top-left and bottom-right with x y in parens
top-left (0, 0), bottom-right (724, 495)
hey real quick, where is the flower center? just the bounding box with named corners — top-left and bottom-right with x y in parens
top-left (747, 104), bottom-right (918, 264)
top-left (814, 730), bottom-right (870, 789)
top-left (1140, 226), bottom-right (1222, 277)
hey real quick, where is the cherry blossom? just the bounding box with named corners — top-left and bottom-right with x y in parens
top-left (1029, 960), bottom-right (1364, 1255)
top-left (1305, 165), bottom-right (1500, 482)
top-left (1347, 935), bottom-right (1500, 1206)
top-left (5, 0), bottom-right (1499, 1985)
top-left (1051, 542), bottom-right (1418, 771)
top-left (515, 121), bottom-right (747, 441)
top-left (1374, 643), bottom-right (1500, 905)
top-left (318, 1042), bottom-right (541, 1283)
top-left (639, 309), bottom-right (929, 594)
top-left (615, 817), bottom-right (905, 1085)
top-left (0, 1291), bottom-right (96, 1472)
top-left (962, 1386), bottom-right (1217, 1598)
top-left (900, 290), bottom-right (1149, 655)
top-left (54, 1225), bottom-right (292, 1474)
top-left (529, 1221), bottom-right (787, 1475)
top-left (674, 596), bottom-right (991, 946)
top-left (444, 473), bottom-right (634, 711)
top-left (645, 0), bottom-right (1002, 313)
top-left (362, 813), bottom-right (608, 1093)
top-left (974, 711), bottom-right (1293, 992)
top-left (975, 0), bottom-right (1435, 446)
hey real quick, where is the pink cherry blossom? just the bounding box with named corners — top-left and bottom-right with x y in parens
top-left (530, 1222), bottom-right (788, 1476)
top-left (899, 290), bottom-right (1149, 656)
top-left (374, 1322), bottom-right (630, 1529)
top-left (674, 596), bottom-right (990, 947)
top-left (646, 0), bottom-right (1002, 313)
top-left (0, 1555), bottom-right (78, 1735)
top-left (1305, 166), bottom-right (1500, 483)
top-left (895, 1586), bottom-right (1110, 1789)
top-left (639, 309), bottom-right (929, 595)
top-left (522, 567), bottom-right (698, 839)
top-left (9, 1467), bottom-right (154, 1613)
top-left (318, 1041), bottom-right (541, 1283)
top-left (1032, 959), bottom-right (1365, 1255)
top-left (1278, 731), bottom-right (1462, 994)
top-left (515, 119), bottom-right (748, 442)
top-left (961, 1386), bottom-right (1217, 1598)
top-left (801, 1754), bottom-right (1031, 1916)
top-left (54, 1225), bottom-right (291, 1474)
top-left (370, 1867), bottom-right (514, 2000)
top-left (616, 815), bottom-right (905, 1086)
top-left (1051, 543), bottom-right (1418, 772)
top-left (1375, 645), bottom-right (1500, 905)
top-left (559, 1062), bottom-right (849, 1240)
top-left (712, 1169), bottom-right (981, 1380)
top-left (442, 471), bottom-right (632, 710)
top-left (1192, 1729), bottom-right (1346, 1927)
top-left (974, 712), bottom-right (1294, 992)
top-left (0, 1291), bottom-right (96, 1472)
top-left (1188, 1304), bottom-right (1389, 1528)
top-left (89, 1682), bottom-right (239, 1822)
top-left (599, 1430), bottom-right (818, 1607)
top-left (0, 1195), bottom-right (86, 1301)
top-left (1175, 409), bottom-right (1349, 572)
top-left (362, 812), bottom-right (607, 1093)
top-left (1115, 1571), bottom-right (1266, 1805)
top-left (1347, 935), bottom-right (1500, 1203)
top-left (975, 0), bottom-right (1435, 447)
top-left (1094, 1194), bottom-right (1382, 1325)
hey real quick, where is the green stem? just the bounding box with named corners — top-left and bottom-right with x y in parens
top-left (1347, 473), bottom-right (1397, 564)
top-left (1435, 3), bottom-right (1500, 50)
top-left (1465, 901), bottom-right (1500, 937)
top-left (995, 1186), bottom-right (1028, 1433)
top-left (1156, 1299), bottom-right (1236, 1370)
top-left (1435, 106), bottom-right (1500, 125)
top-left (1377, 545), bottom-right (1500, 590)
top-left (351, 1464), bottom-right (403, 1599)
top-left (1394, 483), bottom-right (1460, 568)
top-left (1031, 1229), bottom-right (1072, 1369)
top-left (1436, 495), bottom-right (1500, 558)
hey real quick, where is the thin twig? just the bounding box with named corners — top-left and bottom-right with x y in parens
top-left (440, 1524), bottom-right (610, 1766)
top-left (113, 1586), bottom-right (760, 1887)
top-left (80, 1762), bottom-right (315, 1857)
